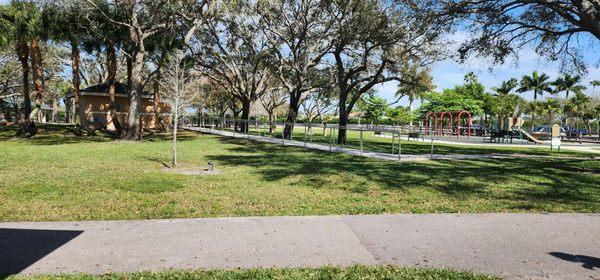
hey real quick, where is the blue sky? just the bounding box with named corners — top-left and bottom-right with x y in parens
top-left (375, 31), bottom-right (600, 107)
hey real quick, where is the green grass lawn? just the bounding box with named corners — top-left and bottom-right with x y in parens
top-left (0, 124), bottom-right (599, 222)
top-left (6, 265), bottom-right (497, 280)
top-left (245, 125), bottom-right (596, 157)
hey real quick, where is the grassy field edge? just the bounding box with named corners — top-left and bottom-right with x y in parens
top-left (5, 265), bottom-right (498, 280)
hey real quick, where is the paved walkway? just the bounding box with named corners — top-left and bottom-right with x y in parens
top-left (184, 127), bottom-right (599, 162)
top-left (355, 129), bottom-right (600, 154)
top-left (1, 214), bottom-right (599, 279)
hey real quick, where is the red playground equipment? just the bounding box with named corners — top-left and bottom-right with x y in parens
top-left (425, 110), bottom-right (472, 138)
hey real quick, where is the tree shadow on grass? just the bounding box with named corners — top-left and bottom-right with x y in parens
top-left (209, 137), bottom-right (600, 210)
top-left (0, 125), bottom-right (111, 145)
top-left (142, 130), bottom-right (199, 142)
top-left (0, 125), bottom-right (200, 145)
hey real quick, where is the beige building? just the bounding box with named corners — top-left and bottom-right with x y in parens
top-left (66, 83), bottom-right (170, 131)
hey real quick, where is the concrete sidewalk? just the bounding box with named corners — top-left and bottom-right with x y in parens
top-left (1, 214), bottom-right (599, 279)
top-left (184, 127), bottom-right (599, 162)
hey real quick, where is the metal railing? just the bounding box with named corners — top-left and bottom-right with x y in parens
top-left (187, 116), bottom-right (449, 160)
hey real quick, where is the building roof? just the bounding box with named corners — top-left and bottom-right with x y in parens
top-left (81, 82), bottom-right (130, 94)
top-left (67, 82), bottom-right (152, 99)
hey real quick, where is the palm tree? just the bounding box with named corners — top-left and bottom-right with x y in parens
top-left (553, 74), bottom-right (586, 98)
top-left (568, 92), bottom-right (591, 132)
top-left (492, 78), bottom-right (518, 129)
top-left (81, 1), bottom-right (131, 137)
top-left (44, 1), bottom-right (89, 135)
top-left (590, 80), bottom-right (600, 95)
top-left (395, 65), bottom-right (433, 127)
top-left (493, 78), bottom-right (518, 96)
top-left (518, 71), bottom-right (553, 130)
top-left (593, 103), bottom-right (600, 141)
top-left (0, 1), bottom-right (44, 137)
top-left (541, 98), bottom-right (561, 128)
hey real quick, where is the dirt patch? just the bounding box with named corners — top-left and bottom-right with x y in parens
top-left (162, 166), bottom-right (221, 175)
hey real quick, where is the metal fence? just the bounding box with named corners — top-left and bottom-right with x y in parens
top-left (187, 116), bottom-right (455, 159)
top-left (185, 116), bottom-right (600, 160)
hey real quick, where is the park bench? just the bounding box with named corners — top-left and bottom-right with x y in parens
top-left (486, 130), bottom-right (508, 143)
top-left (408, 131), bottom-right (424, 141)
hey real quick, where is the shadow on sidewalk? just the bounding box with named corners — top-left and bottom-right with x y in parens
top-left (549, 252), bottom-right (600, 270)
top-left (0, 228), bottom-right (83, 277)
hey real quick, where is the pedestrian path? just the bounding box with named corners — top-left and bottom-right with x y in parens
top-left (378, 132), bottom-right (600, 154)
top-left (184, 127), bottom-right (598, 162)
top-left (2, 214), bottom-right (599, 279)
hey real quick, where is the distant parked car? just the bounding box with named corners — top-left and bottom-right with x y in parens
top-left (533, 126), bottom-right (565, 137)
top-left (561, 126), bottom-right (588, 138)
top-left (458, 125), bottom-right (485, 136)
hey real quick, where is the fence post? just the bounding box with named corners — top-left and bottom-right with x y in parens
top-left (430, 133), bottom-right (434, 159)
top-left (360, 128), bottom-right (364, 155)
top-left (392, 132), bottom-right (395, 154)
top-left (281, 123), bottom-right (285, 144)
top-left (247, 119), bottom-right (250, 139)
top-left (398, 130), bottom-right (402, 161)
top-left (233, 117), bottom-right (236, 137)
top-left (329, 125), bottom-right (333, 151)
top-left (304, 124), bottom-right (308, 147)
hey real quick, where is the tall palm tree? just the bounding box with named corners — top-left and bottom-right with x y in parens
top-left (0, 1), bottom-right (44, 137)
top-left (518, 71), bottom-right (553, 130)
top-left (44, 0), bottom-right (89, 135)
top-left (492, 78), bottom-right (518, 96)
top-left (541, 98), bottom-right (561, 128)
top-left (590, 80), bottom-right (600, 95)
top-left (568, 92), bottom-right (591, 131)
top-left (395, 65), bottom-right (433, 127)
top-left (492, 78), bottom-right (518, 129)
top-left (593, 103), bottom-right (600, 140)
top-left (553, 74), bottom-right (586, 98)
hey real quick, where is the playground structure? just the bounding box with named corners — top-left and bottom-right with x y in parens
top-left (424, 111), bottom-right (545, 144)
top-left (425, 111), bottom-right (472, 138)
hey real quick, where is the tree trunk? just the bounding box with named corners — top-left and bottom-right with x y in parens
top-left (3, 104), bottom-right (11, 123)
top-left (337, 111), bottom-right (350, 145)
top-left (106, 42), bottom-right (122, 136)
top-left (52, 98), bottom-right (58, 122)
top-left (408, 97), bottom-right (414, 127)
top-left (172, 102), bottom-right (179, 167)
top-left (28, 39), bottom-right (46, 128)
top-left (11, 98), bottom-right (20, 124)
top-left (284, 93), bottom-right (300, 139)
top-left (240, 99), bottom-right (251, 133)
top-left (123, 51), bottom-right (144, 141)
top-left (268, 111), bottom-right (275, 133)
top-left (337, 93), bottom-right (349, 145)
top-left (153, 66), bottom-right (169, 132)
top-left (15, 36), bottom-right (35, 137)
top-left (597, 117), bottom-right (599, 141)
top-left (531, 94), bottom-right (538, 131)
top-left (126, 56), bottom-right (133, 91)
top-left (70, 40), bottom-right (82, 135)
